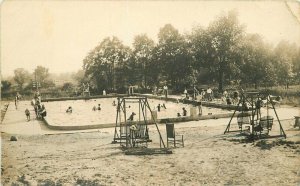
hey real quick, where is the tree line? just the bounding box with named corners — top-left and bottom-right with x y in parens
top-left (83, 11), bottom-right (300, 94)
top-left (2, 11), bottom-right (300, 97)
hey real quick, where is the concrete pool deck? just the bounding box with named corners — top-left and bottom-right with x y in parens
top-left (0, 102), bottom-right (106, 135)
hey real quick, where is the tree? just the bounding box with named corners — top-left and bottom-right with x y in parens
top-left (13, 68), bottom-right (30, 90)
top-left (61, 82), bottom-right (74, 92)
top-left (273, 41), bottom-right (298, 88)
top-left (293, 48), bottom-right (300, 83)
top-left (1, 80), bottom-right (12, 92)
top-left (34, 66), bottom-right (50, 87)
top-left (83, 36), bottom-right (132, 92)
top-left (132, 34), bottom-right (155, 89)
top-left (239, 34), bottom-right (276, 88)
top-left (154, 24), bottom-right (192, 91)
top-left (72, 69), bottom-right (88, 86)
top-left (189, 26), bottom-right (216, 84)
top-left (191, 11), bottom-right (245, 92)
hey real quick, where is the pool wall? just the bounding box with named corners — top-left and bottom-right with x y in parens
top-left (42, 111), bottom-right (248, 131)
top-left (139, 94), bottom-right (240, 110)
top-left (41, 94), bottom-right (127, 102)
top-left (41, 93), bottom-right (241, 110)
top-left (41, 93), bottom-right (245, 130)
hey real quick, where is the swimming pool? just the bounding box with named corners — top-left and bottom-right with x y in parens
top-left (43, 97), bottom-right (230, 127)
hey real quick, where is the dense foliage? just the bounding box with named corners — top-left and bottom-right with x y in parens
top-left (2, 11), bottom-right (299, 98)
top-left (82, 11), bottom-right (300, 93)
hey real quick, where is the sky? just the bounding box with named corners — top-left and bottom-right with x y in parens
top-left (1, 0), bottom-right (300, 77)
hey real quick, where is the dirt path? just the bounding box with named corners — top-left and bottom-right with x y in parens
top-left (1, 119), bottom-right (299, 185)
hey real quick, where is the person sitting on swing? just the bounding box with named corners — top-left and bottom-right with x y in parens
top-left (127, 112), bottom-right (136, 121)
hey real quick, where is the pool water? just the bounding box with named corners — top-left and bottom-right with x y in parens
top-left (43, 97), bottom-right (230, 126)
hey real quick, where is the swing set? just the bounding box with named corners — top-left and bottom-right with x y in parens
top-left (112, 97), bottom-right (172, 155)
top-left (224, 90), bottom-right (286, 139)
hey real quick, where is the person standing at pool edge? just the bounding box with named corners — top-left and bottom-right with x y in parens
top-left (197, 102), bottom-right (202, 116)
top-left (15, 96), bottom-right (18, 109)
top-left (157, 104), bottom-right (161, 112)
top-left (207, 87), bottom-right (213, 101)
top-left (163, 85), bottom-right (168, 98)
top-left (25, 108), bottom-right (30, 121)
top-left (184, 88), bottom-right (188, 99)
top-left (182, 107), bottom-right (187, 116)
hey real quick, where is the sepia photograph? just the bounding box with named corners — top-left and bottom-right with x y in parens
top-left (1, 0), bottom-right (300, 185)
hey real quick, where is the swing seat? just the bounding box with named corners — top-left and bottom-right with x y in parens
top-left (237, 113), bottom-right (251, 130)
top-left (134, 124), bottom-right (151, 142)
top-left (259, 116), bottom-right (274, 130)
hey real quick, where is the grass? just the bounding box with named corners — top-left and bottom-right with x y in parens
top-left (249, 85), bottom-right (300, 107)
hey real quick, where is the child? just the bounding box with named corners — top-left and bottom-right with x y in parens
top-left (182, 107), bottom-right (187, 116)
top-left (157, 104), bottom-right (161, 112)
top-left (39, 104), bottom-right (47, 118)
top-left (112, 100), bottom-right (116, 106)
top-left (34, 105), bottom-right (38, 119)
top-left (177, 113), bottom-right (181, 117)
top-left (92, 106), bottom-right (97, 111)
top-left (226, 97), bottom-right (232, 105)
top-left (197, 102), bottom-right (202, 116)
top-left (36, 104), bottom-right (42, 119)
top-left (25, 108), bottom-right (30, 121)
top-left (15, 96), bottom-right (18, 109)
top-left (66, 106), bottom-right (73, 113)
top-left (98, 104), bottom-right (101, 110)
top-left (184, 88), bottom-right (188, 99)
top-left (127, 112), bottom-right (136, 121)
top-left (31, 99), bottom-right (35, 106)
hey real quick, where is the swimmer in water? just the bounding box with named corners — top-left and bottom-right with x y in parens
top-left (127, 112), bottom-right (136, 121)
top-left (66, 106), bottom-right (73, 113)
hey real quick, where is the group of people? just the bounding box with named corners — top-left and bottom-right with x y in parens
top-left (27, 91), bottom-right (47, 121)
top-left (92, 104), bottom-right (102, 111)
top-left (177, 107), bottom-right (187, 117)
top-left (177, 101), bottom-right (202, 117)
top-left (68, 99), bottom-right (119, 114)
top-left (152, 85), bottom-right (168, 98)
top-left (223, 90), bottom-right (240, 105)
top-left (183, 87), bottom-right (214, 102)
top-left (156, 103), bottom-right (167, 112)
top-left (199, 87), bottom-right (214, 101)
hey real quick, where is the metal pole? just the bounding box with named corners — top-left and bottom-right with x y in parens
top-left (224, 108), bottom-right (237, 134)
top-left (145, 98), bottom-right (166, 148)
top-left (123, 99), bottom-right (128, 147)
top-left (269, 95), bottom-right (286, 138)
top-left (113, 98), bottom-right (120, 141)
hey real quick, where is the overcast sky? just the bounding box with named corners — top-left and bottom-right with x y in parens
top-left (1, 1), bottom-right (300, 77)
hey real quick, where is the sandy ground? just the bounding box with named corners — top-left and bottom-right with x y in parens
top-left (1, 117), bottom-right (300, 185)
